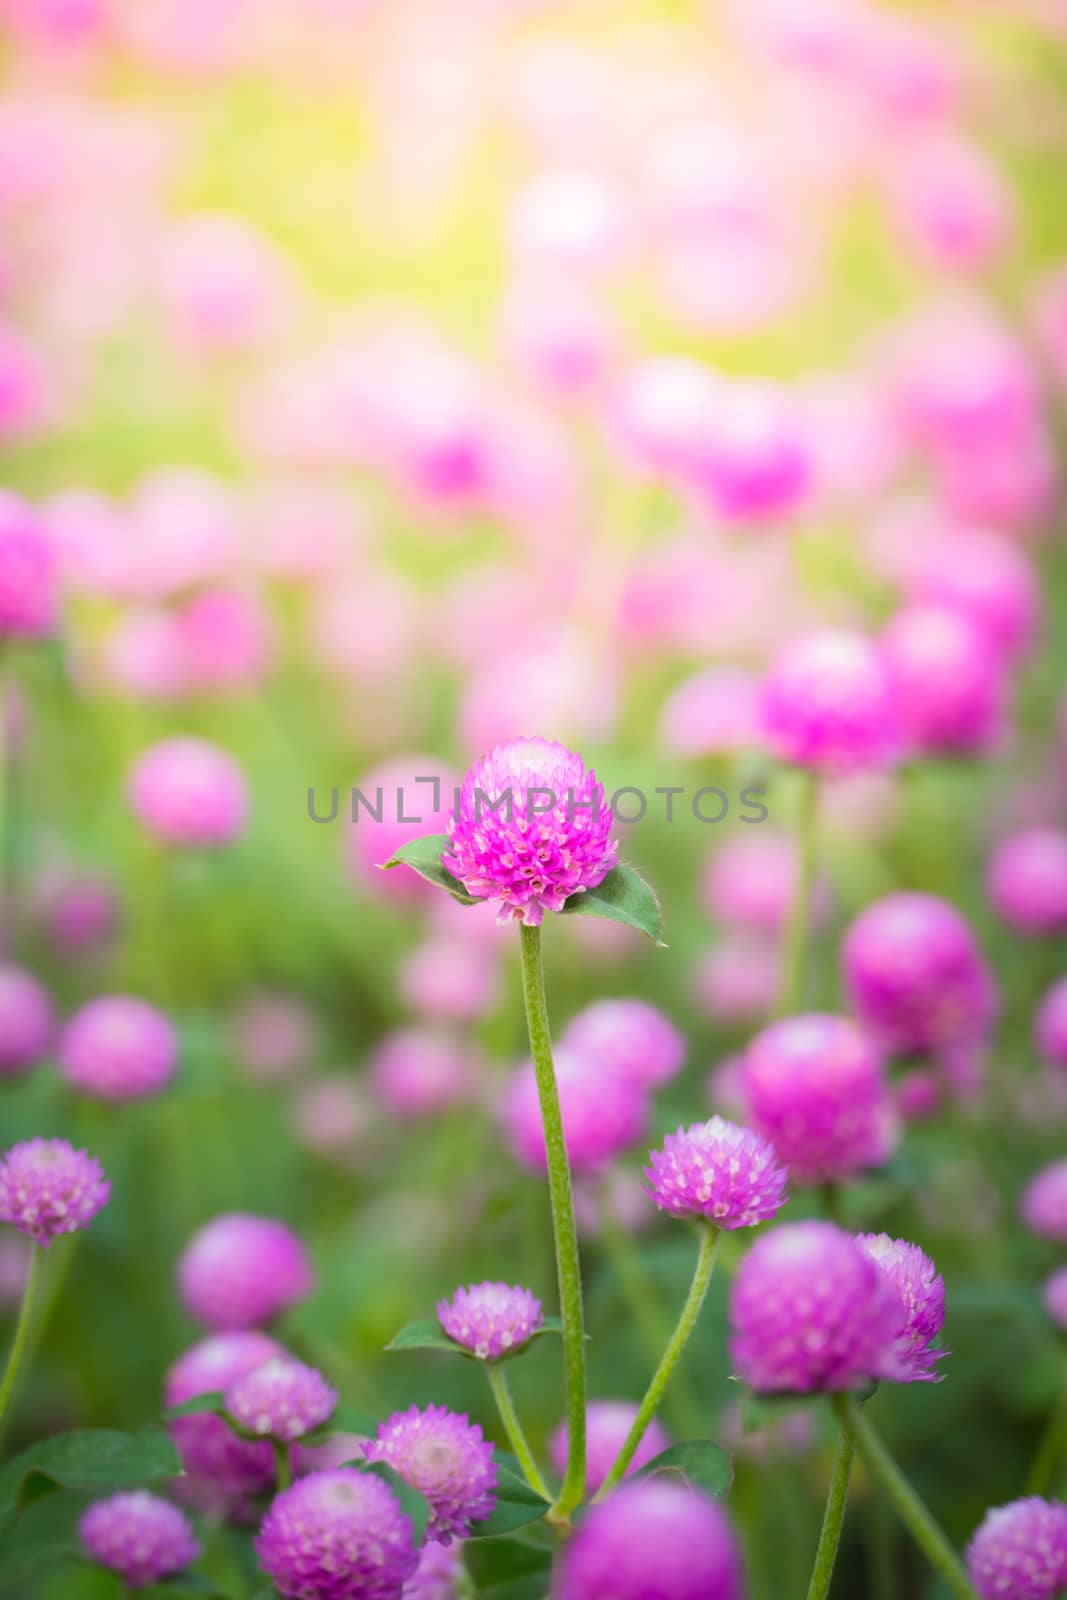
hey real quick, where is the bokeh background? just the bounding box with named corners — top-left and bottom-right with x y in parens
top-left (3, 0), bottom-right (1067, 1595)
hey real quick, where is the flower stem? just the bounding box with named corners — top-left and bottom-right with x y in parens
top-left (274, 1441), bottom-right (292, 1492)
top-left (596, 1225), bottom-right (720, 1501)
top-left (1027, 1358), bottom-right (1067, 1495)
top-left (839, 1396), bottom-right (976, 1600)
top-left (487, 1363), bottom-right (552, 1503)
top-left (805, 1411), bottom-right (855, 1600)
top-left (0, 1243), bottom-right (41, 1429)
top-left (517, 923), bottom-right (586, 1519)
top-left (778, 771), bottom-right (819, 1016)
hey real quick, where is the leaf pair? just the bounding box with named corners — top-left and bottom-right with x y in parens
top-left (385, 1317), bottom-right (563, 1363)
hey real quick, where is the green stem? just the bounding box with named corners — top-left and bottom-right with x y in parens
top-left (805, 1413), bottom-right (855, 1600)
top-left (0, 1243), bottom-right (41, 1429)
top-left (274, 1441), bottom-right (292, 1492)
top-left (596, 1225), bottom-right (720, 1500)
top-left (840, 1397), bottom-right (976, 1600)
top-left (517, 923), bottom-right (586, 1520)
top-left (487, 1363), bottom-right (552, 1503)
top-left (778, 771), bottom-right (819, 1015)
top-left (1027, 1361), bottom-right (1067, 1495)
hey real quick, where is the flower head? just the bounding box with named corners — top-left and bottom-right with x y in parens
top-left (760, 629), bottom-right (899, 774)
top-left (164, 1332), bottom-right (282, 1505)
top-left (1036, 978), bottom-right (1067, 1073)
top-left (177, 1214), bottom-right (313, 1330)
top-left (966, 1497), bottom-right (1067, 1600)
top-left (0, 964), bottom-right (53, 1077)
top-left (404, 1541), bottom-right (465, 1600)
top-left (128, 736), bottom-right (249, 848)
top-left (856, 1233), bottom-right (946, 1382)
top-left (881, 604), bottom-right (1006, 757)
top-left (255, 1468), bottom-right (419, 1600)
top-left (370, 1027), bottom-right (479, 1120)
top-left (842, 891), bottom-right (998, 1055)
top-left (988, 828), bottom-right (1067, 937)
top-left (729, 1221), bottom-right (898, 1393)
top-left (225, 1356), bottom-right (337, 1441)
top-left (437, 1282), bottom-right (543, 1361)
top-left (365, 1404), bottom-right (497, 1545)
top-left (562, 999), bottom-right (685, 1090)
top-left (549, 1400), bottom-right (669, 1496)
top-left (741, 1015), bottom-right (897, 1184)
top-left (59, 995), bottom-right (177, 1101)
top-left (503, 1045), bottom-right (647, 1175)
top-left (1021, 1162), bottom-right (1067, 1245)
top-left (0, 491), bottom-right (57, 638)
top-left (1044, 1268), bottom-right (1067, 1332)
top-left (0, 1138), bottom-right (109, 1247)
top-left (644, 1117), bottom-right (788, 1229)
top-left (554, 1477), bottom-right (743, 1600)
top-left (442, 738), bottom-right (617, 925)
top-left (79, 1492), bottom-right (199, 1588)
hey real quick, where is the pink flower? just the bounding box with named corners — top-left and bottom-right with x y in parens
top-left (881, 605), bottom-right (1006, 757)
top-left (128, 737), bottom-right (248, 848)
top-left (761, 630), bottom-right (900, 774)
top-left (504, 1045), bottom-right (646, 1175)
top-left (988, 829), bottom-right (1067, 937)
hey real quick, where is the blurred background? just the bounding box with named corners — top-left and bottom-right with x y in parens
top-left (3, 0), bottom-right (1067, 1595)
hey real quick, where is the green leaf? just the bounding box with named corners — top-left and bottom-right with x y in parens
top-left (635, 1440), bottom-right (732, 1498)
top-left (297, 1401), bottom-right (378, 1446)
top-left (357, 1460), bottom-right (431, 1545)
top-left (737, 1387), bottom-right (819, 1436)
top-left (140, 1579), bottom-right (231, 1598)
top-left (381, 835), bottom-right (478, 904)
top-left (386, 1317), bottom-right (563, 1362)
top-left (562, 863), bottom-right (665, 944)
top-left (467, 1460), bottom-right (550, 1540)
top-left (0, 1427), bottom-right (182, 1529)
top-left (464, 1527), bottom-right (554, 1593)
top-left (0, 1490), bottom-right (85, 1583)
top-left (162, 1391), bottom-right (227, 1420)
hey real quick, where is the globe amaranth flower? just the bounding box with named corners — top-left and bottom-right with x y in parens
top-left (441, 737), bottom-right (617, 925)
top-left (79, 1492), bottom-right (199, 1589)
top-left (741, 1015), bottom-right (897, 1184)
top-left (404, 1541), bottom-right (465, 1600)
top-left (437, 1282), bottom-right (543, 1361)
top-left (549, 1401), bottom-right (669, 1497)
top-left (165, 1332), bottom-right (282, 1505)
top-left (644, 1117), bottom-right (788, 1229)
top-left (554, 1477), bottom-right (743, 1600)
top-left (1021, 1162), bottom-right (1067, 1245)
top-left (0, 963), bottom-right (53, 1077)
top-left (256, 1468), bottom-right (419, 1600)
top-left (881, 604), bottom-right (1006, 758)
top-left (966, 1497), bottom-right (1067, 1600)
top-left (177, 1213), bottom-right (313, 1330)
top-left (842, 891), bottom-right (998, 1056)
top-left (128, 735), bottom-right (249, 848)
top-left (988, 828), bottom-right (1067, 936)
top-left (1043, 1267), bottom-right (1067, 1332)
top-left (365, 1404), bottom-right (497, 1545)
top-left (562, 999), bottom-right (685, 1090)
top-left (0, 491), bottom-right (57, 638)
top-left (760, 629), bottom-right (900, 774)
top-left (225, 1356), bottom-right (337, 1442)
top-left (1036, 978), bottom-right (1067, 1073)
top-left (59, 995), bottom-right (178, 1101)
top-left (729, 1221), bottom-right (899, 1393)
top-left (503, 1045), bottom-right (647, 1175)
top-left (369, 1026), bottom-right (480, 1121)
top-left (0, 1138), bottom-right (109, 1247)
top-left (856, 1233), bottom-right (946, 1382)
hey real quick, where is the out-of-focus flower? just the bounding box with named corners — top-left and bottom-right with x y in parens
top-left (988, 829), bottom-right (1067, 936)
top-left (887, 134), bottom-right (1012, 273)
top-left (0, 963), bottom-right (53, 1077)
top-left (369, 1027), bottom-right (479, 1121)
top-left (966, 1498), bottom-right (1067, 1600)
top-left (229, 990), bottom-right (319, 1084)
top-left (0, 491), bottom-right (57, 638)
top-left (645, 1117), bottom-right (788, 1229)
top-left (159, 212), bottom-right (293, 353)
top-left (904, 526), bottom-right (1039, 662)
top-left (59, 995), bottom-right (177, 1101)
top-left (79, 1493), bottom-right (199, 1589)
top-left (760, 629), bottom-right (900, 774)
top-left (177, 1214), bottom-right (313, 1329)
top-left (692, 936), bottom-right (780, 1026)
top-left (365, 1404), bottom-right (497, 1545)
top-left (293, 1077), bottom-right (371, 1163)
top-left (881, 605), bottom-right (1006, 757)
top-left (255, 1469), bottom-right (419, 1599)
top-left (688, 377), bottom-right (812, 524)
top-left (0, 1138), bottom-right (109, 1246)
top-left (504, 1045), bottom-right (647, 1175)
top-left (1043, 1267), bottom-right (1067, 1331)
top-left (562, 999), bottom-right (684, 1090)
top-left (436, 1282), bottom-right (543, 1361)
top-left (346, 755), bottom-right (457, 903)
top-left (554, 1477), bottom-right (743, 1600)
top-left (856, 1233), bottom-right (946, 1381)
top-left (225, 1356), bottom-right (337, 1442)
top-left (177, 587), bottom-right (274, 695)
top-left (549, 1400), bottom-right (669, 1497)
top-left (164, 1332), bottom-right (281, 1506)
top-left (500, 273), bottom-right (619, 398)
top-left (31, 868), bottom-right (119, 958)
top-left (509, 167), bottom-right (631, 278)
top-left (1036, 979), bottom-right (1067, 1073)
top-left (703, 830), bottom-right (829, 936)
top-left (1021, 1162), bottom-right (1067, 1245)
top-left (399, 937), bottom-right (500, 1023)
top-left (742, 1015), bottom-right (897, 1183)
top-left (403, 1541), bottom-right (465, 1600)
top-left (658, 667), bottom-right (762, 758)
top-left (443, 738), bottom-right (617, 926)
top-left (128, 736), bottom-right (249, 848)
top-left (127, 468), bottom-right (239, 599)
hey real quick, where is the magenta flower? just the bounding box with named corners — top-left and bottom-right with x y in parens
top-left (442, 737), bottom-right (617, 925)
top-left (165, 1332), bottom-right (282, 1506)
top-left (225, 1356), bottom-right (337, 1441)
top-left (0, 1138), bottom-right (109, 1247)
top-left (549, 1400), bottom-right (669, 1496)
top-left (177, 1214), bottom-right (313, 1330)
top-left (436, 1282), bottom-right (543, 1361)
top-left (128, 736), bottom-right (249, 848)
top-left (881, 604), bottom-right (1006, 757)
top-left (504, 1045), bottom-right (647, 1175)
top-left (1044, 1267), bottom-right (1067, 1331)
top-left (1021, 1162), bottom-right (1067, 1245)
top-left (404, 1541), bottom-right (465, 1600)
top-left (59, 995), bottom-right (177, 1101)
top-left (79, 1493), bottom-right (199, 1588)
top-left (365, 1404), bottom-right (497, 1545)
top-left (907, 525), bottom-right (1039, 663)
top-left (0, 491), bottom-right (57, 638)
top-left (1036, 978), bottom-right (1067, 1072)
top-left (856, 1234), bottom-right (946, 1382)
top-left (842, 891), bottom-right (998, 1055)
top-left (256, 1468), bottom-right (419, 1600)
top-left (988, 828), bottom-right (1067, 937)
top-left (554, 1478), bottom-right (743, 1600)
top-left (966, 1497), bottom-right (1067, 1600)
top-left (369, 1026), bottom-right (479, 1121)
top-left (741, 1015), bottom-right (897, 1184)
top-left (0, 964), bottom-right (53, 1078)
top-left (729, 1221), bottom-right (898, 1393)
top-left (644, 1117), bottom-right (788, 1229)
top-left (760, 629), bottom-right (900, 774)
top-left (562, 999), bottom-right (685, 1090)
